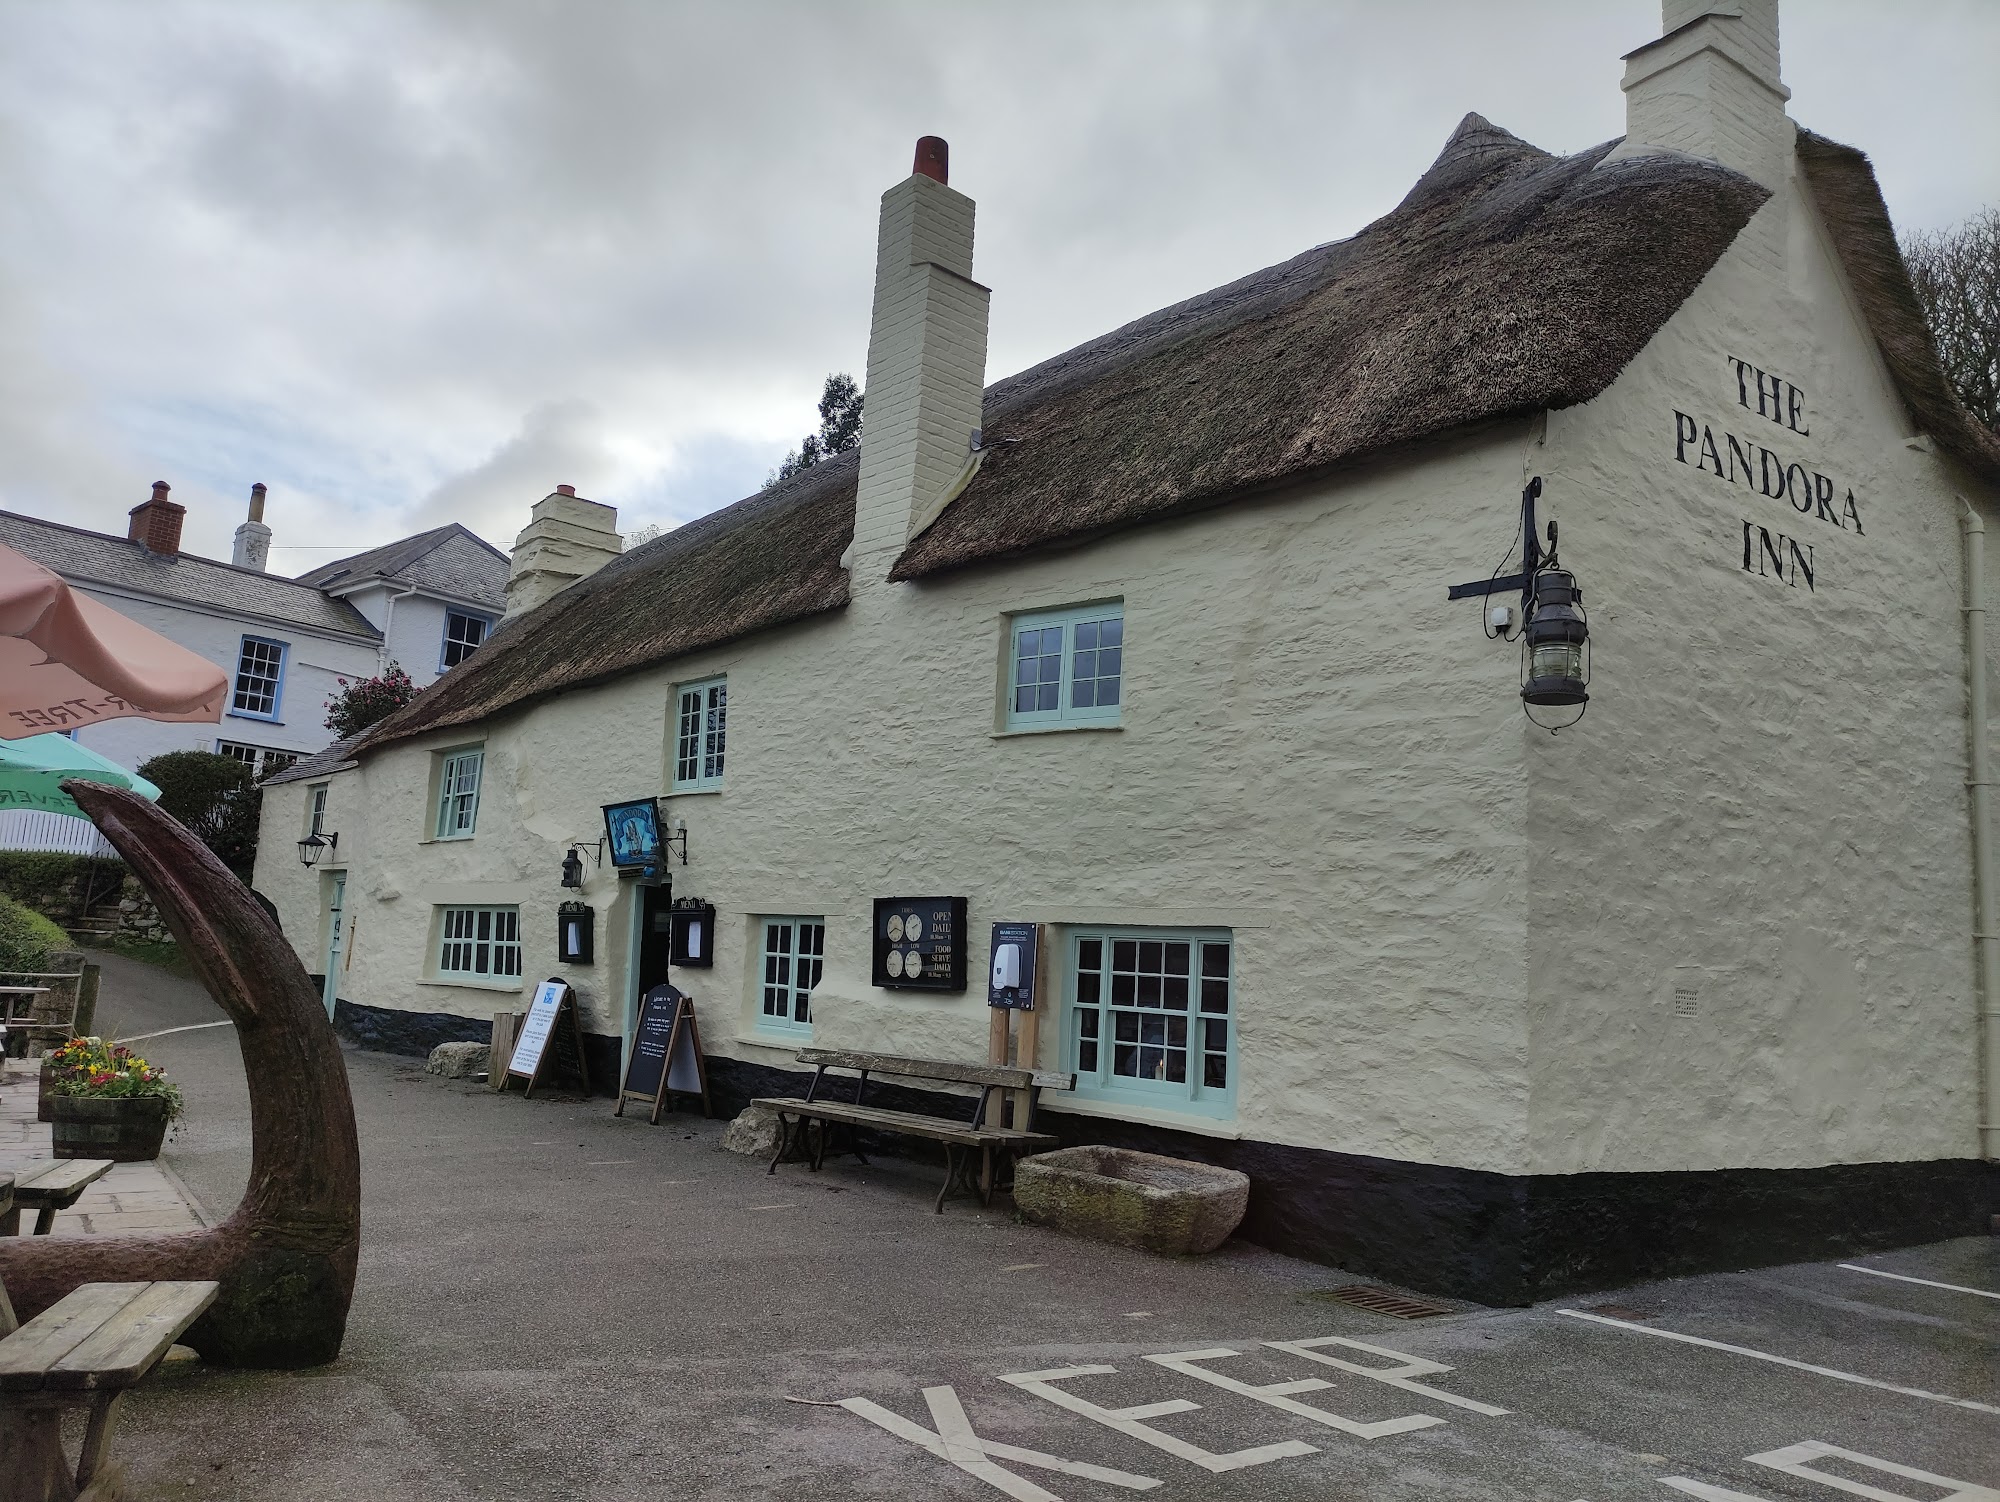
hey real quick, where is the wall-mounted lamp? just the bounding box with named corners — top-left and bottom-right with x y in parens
top-left (1445, 476), bottom-right (1591, 733)
top-left (663, 816), bottom-right (688, 866)
top-left (560, 838), bottom-right (605, 890)
top-left (297, 830), bottom-right (338, 868)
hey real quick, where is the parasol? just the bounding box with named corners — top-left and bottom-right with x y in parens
top-left (0, 734), bottom-right (161, 818)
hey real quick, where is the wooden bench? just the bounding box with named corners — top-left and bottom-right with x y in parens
top-left (0, 1278), bottom-right (219, 1497)
top-left (2, 1159), bottom-right (115, 1237)
top-left (755, 1048), bottom-right (1072, 1212)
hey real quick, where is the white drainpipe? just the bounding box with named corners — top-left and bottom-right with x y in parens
top-left (1961, 501), bottom-right (2000, 1160)
top-left (376, 584), bottom-right (419, 673)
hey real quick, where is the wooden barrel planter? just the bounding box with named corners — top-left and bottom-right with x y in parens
top-left (48, 1095), bottom-right (170, 1162)
top-left (37, 1058), bottom-right (55, 1122)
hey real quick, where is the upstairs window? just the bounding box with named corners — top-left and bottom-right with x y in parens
top-left (758, 917), bottom-right (824, 1036)
top-left (673, 677), bottom-right (727, 791)
top-left (434, 746), bottom-right (484, 839)
top-left (1006, 604), bottom-right (1123, 731)
top-left (217, 740), bottom-right (297, 779)
top-left (440, 610), bottom-right (491, 670)
top-left (231, 636), bottom-right (287, 719)
top-left (307, 784), bottom-right (328, 836)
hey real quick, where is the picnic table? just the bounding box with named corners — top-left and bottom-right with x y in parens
top-left (1, 1158), bottom-right (114, 1236)
top-left (757, 1048), bottom-right (1072, 1212)
top-left (0, 971), bottom-right (83, 1057)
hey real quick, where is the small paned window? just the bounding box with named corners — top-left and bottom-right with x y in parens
top-left (307, 784), bottom-right (328, 836)
top-left (217, 741), bottom-right (295, 779)
top-left (434, 747), bottom-right (483, 838)
top-left (441, 611), bottom-right (490, 669)
top-left (1069, 928), bottom-right (1233, 1119)
top-left (1006, 604), bottom-right (1123, 730)
top-left (759, 917), bottom-right (824, 1035)
top-left (673, 677), bottom-right (727, 790)
top-left (231, 636), bottom-right (287, 719)
top-left (436, 905), bottom-right (521, 981)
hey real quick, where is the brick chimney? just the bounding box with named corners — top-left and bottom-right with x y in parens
top-left (232, 482), bottom-right (272, 571)
top-left (1605, 0), bottom-right (1791, 192)
top-left (849, 136), bottom-right (990, 583)
top-left (504, 485), bottom-right (622, 619)
top-left (127, 481), bottom-right (186, 557)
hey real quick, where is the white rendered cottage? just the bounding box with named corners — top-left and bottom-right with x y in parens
top-left (254, 0), bottom-right (2000, 1303)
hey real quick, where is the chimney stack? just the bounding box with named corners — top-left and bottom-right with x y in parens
top-left (127, 480), bottom-right (186, 558)
top-left (1606, 0), bottom-right (1791, 191)
top-left (232, 482), bottom-right (272, 571)
top-left (849, 135), bottom-right (990, 582)
top-left (504, 485), bottom-right (623, 619)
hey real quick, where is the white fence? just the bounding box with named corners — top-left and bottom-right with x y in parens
top-left (0, 810), bottom-right (117, 859)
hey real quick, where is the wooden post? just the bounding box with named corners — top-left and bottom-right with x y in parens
top-left (489, 1012), bottom-right (522, 1091)
top-left (987, 1002), bottom-right (1009, 1067)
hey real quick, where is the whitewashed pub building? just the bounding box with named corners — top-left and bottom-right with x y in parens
top-left (255, 2), bottom-right (1999, 1302)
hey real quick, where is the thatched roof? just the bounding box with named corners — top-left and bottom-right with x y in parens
top-left (362, 114), bottom-right (1990, 751)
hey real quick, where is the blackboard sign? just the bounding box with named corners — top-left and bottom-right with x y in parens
top-left (615, 984), bottom-right (710, 1122)
top-left (987, 922), bottom-right (1041, 1010)
top-left (505, 978), bottom-right (592, 1097)
top-left (871, 896), bottom-right (967, 992)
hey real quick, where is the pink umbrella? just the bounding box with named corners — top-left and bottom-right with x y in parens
top-left (0, 542), bottom-right (227, 734)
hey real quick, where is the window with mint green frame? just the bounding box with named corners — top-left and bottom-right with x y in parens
top-left (757, 916), bottom-right (823, 1037)
top-left (672, 676), bottom-right (727, 790)
top-left (434, 746), bottom-right (483, 839)
top-left (1006, 603), bottom-right (1123, 730)
top-left (1066, 927), bottom-right (1234, 1119)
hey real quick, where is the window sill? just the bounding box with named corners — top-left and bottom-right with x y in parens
top-left (418, 975), bottom-right (525, 993)
top-left (663, 785), bottom-right (723, 798)
top-left (421, 835), bottom-right (477, 845)
top-left (992, 722), bottom-right (1123, 739)
top-left (225, 712), bottom-right (283, 726)
top-left (1043, 1094), bottom-right (1242, 1139)
top-left (734, 1030), bottom-right (811, 1054)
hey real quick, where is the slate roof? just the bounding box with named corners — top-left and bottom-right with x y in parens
top-left (361, 115), bottom-right (1995, 751)
top-left (0, 509), bottom-right (379, 640)
top-left (296, 523), bottom-right (509, 609)
top-left (263, 732), bottom-right (367, 786)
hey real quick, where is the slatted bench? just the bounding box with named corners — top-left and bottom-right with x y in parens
top-left (756, 1048), bottom-right (1072, 1212)
top-left (1, 1158), bottom-right (115, 1236)
top-left (0, 1278), bottom-right (219, 1497)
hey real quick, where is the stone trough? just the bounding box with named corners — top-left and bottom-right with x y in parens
top-left (1013, 1146), bottom-right (1249, 1256)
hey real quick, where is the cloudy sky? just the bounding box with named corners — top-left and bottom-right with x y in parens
top-left (1, 1), bottom-right (1995, 570)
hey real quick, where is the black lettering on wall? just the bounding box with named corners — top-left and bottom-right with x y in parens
top-left (1675, 411), bottom-right (1699, 464)
top-left (1741, 521), bottom-right (1815, 590)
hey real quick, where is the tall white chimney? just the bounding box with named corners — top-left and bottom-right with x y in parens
top-left (849, 136), bottom-right (990, 582)
top-left (1606, 0), bottom-right (1791, 192)
top-left (504, 484), bottom-right (622, 619)
top-left (232, 482), bottom-right (272, 571)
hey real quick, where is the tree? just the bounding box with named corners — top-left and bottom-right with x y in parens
top-left (1903, 207), bottom-right (2000, 432)
top-left (767, 373), bottom-right (863, 486)
top-left (323, 662), bottom-right (419, 740)
top-left (137, 750), bottom-right (261, 878)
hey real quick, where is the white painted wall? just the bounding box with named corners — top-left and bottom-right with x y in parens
top-left (68, 584), bottom-right (380, 774)
top-left (330, 585), bottom-right (484, 687)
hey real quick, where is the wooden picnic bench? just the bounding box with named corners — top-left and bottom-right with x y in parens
top-left (0, 1278), bottom-right (219, 1498)
top-left (0, 966), bottom-right (88, 1057)
top-left (756, 1048), bottom-right (1073, 1212)
top-left (1, 1159), bottom-right (115, 1237)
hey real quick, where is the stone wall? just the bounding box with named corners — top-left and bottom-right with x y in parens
top-left (0, 855), bottom-right (172, 945)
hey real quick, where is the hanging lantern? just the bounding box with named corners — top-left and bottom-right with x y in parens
top-left (560, 847), bottom-right (585, 889)
top-left (1520, 568), bottom-right (1590, 709)
top-left (297, 831), bottom-right (337, 868)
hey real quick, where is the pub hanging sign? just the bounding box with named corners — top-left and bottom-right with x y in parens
top-left (871, 896), bottom-right (967, 992)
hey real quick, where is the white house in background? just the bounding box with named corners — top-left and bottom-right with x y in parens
top-left (0, 481), bottom-right (510, 786)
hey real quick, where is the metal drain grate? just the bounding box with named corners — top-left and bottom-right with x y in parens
top-left (1316, 1284), bottom-right (1455, 1319)
top-left (1586, 1304), bottom-right (1654, 1321)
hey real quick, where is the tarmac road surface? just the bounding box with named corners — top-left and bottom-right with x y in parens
top-left (83, 949), bottom-right (1998, 1501)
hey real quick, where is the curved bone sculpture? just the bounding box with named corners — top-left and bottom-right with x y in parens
top-left (0, 782), bottom-right (360, 1367)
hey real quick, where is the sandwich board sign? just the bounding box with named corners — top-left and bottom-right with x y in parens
top-left (505, 978), bottom-right (592, 1097)
top-left (615, 983), bottom-right (711, 1122)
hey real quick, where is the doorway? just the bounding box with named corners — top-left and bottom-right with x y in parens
top-left (321, 871), bottom-right (347, 1020)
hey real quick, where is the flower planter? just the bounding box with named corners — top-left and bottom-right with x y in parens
top-left (1013, 1145), bottom-right (1250, 1256)
top-left (49, 1094), bottom-right (171, 1162)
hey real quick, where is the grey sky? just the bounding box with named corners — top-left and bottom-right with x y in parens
top-left (1, 1), bottom-right (1994, 568)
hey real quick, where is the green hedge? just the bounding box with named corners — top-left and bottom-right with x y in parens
top-left (0, 891), bottom-right (70, 971)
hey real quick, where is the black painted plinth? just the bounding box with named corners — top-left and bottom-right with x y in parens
top-left (329, 997), bottom-right (621, 1097)
top-left (701, 1055), bottom-right (1999, 1306)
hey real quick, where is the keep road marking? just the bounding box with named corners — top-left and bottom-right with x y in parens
top-left (1557, 1310), bottom-right (2000, 1414)
top-left (1838, 1263), bottom-right (2000, 1301)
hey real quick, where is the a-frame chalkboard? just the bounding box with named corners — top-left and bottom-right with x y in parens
top-left (505, 978), bottom-right (593, 1098)
top-left (615, 984), bottom-right (711, 1122)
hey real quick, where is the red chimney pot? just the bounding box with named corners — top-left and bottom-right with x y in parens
top-left (556, 484), bottom-right (576, 496)
top-left (913, 136), bottom-right (949, 185)
top-left (127, 480), bottom-right (187, 557)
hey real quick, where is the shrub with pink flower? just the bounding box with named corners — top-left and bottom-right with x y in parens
top-left (323, 661), bottom-right (419, 739)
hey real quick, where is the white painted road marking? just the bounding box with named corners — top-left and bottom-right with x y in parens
top-left (1660, 1441), bottom-right (2000, 1502)
top-left (1557, 1310), bottom-right (2000, 1414)
top-left (1839, 1264), bottom-right (2000, 1301)
top-left (997, 1364), bottom-right (1319, 1473)
top-left (840, 1385), bottom-right (1161, 1502)
top-left (1145, 1347), bottom-right (1443, 1439)
top-left (1262, 1335), bottom-right (1511, 1417)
